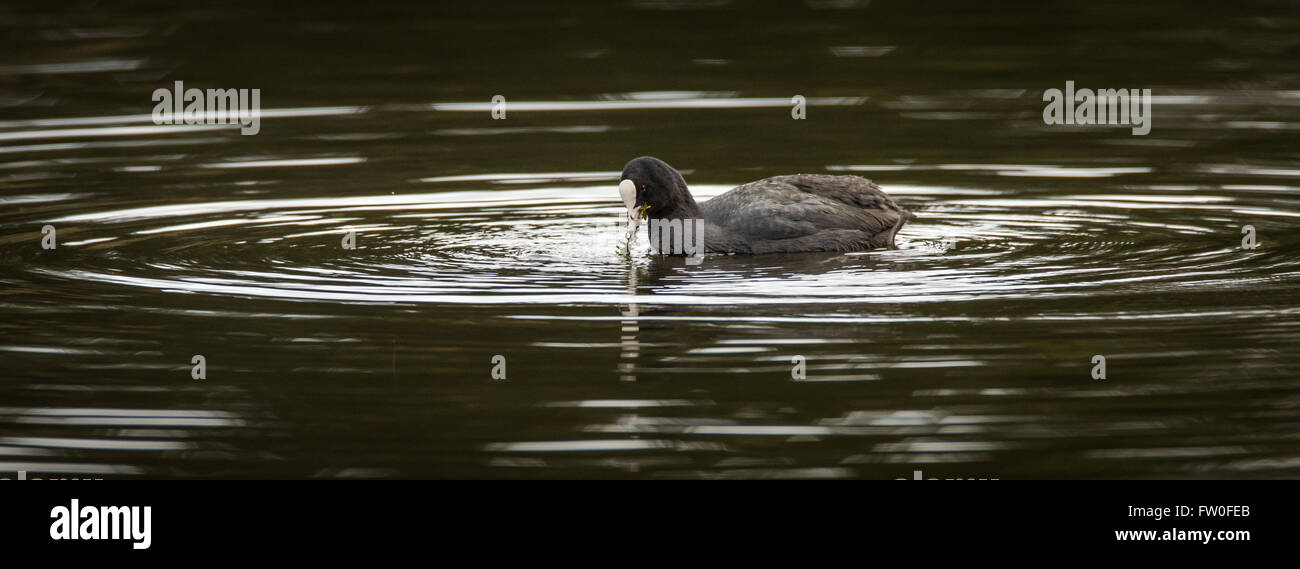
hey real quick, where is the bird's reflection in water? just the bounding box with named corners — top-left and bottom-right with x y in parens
top-left (619, 260), bottom-right (640, 382)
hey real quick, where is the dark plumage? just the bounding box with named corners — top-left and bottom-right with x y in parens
top-left (618, 156), bottom-right (914, 255)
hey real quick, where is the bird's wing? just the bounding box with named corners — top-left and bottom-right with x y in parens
top-left (700, 175), bottom-right (904, 241)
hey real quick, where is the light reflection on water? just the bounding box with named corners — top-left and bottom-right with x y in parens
top-left (1, 0), bottom-right (1299, 479)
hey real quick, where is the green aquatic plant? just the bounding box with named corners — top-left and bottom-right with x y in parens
top-left (616, 203), bottom-right (651, 257)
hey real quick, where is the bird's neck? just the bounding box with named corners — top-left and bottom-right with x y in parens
top-left (658, 201), bottom-right (701, 220)
top-left (659, 185), bottom-right (702, 219)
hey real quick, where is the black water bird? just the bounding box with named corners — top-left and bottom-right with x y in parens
top-left (618, 156), bottom-right (913, 254)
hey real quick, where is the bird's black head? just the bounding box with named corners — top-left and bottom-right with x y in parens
top-left (618, 156), bottom-right (700, 220)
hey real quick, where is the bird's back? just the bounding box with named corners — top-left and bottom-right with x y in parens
top-left (699, 174), bottom-right (912, 254)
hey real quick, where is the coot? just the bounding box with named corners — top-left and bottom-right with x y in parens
top-left (618, 156), bottom-right (913, 254)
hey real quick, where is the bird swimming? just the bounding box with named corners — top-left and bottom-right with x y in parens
top-left (618, 156), bottom-right (914, 255)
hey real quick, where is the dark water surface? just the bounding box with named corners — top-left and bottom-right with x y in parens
top-left (2, 1), bottom-right (1299, 478)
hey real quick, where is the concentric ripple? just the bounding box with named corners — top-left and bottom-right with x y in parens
top-left (12, 173), bottom-right (1297, 308)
